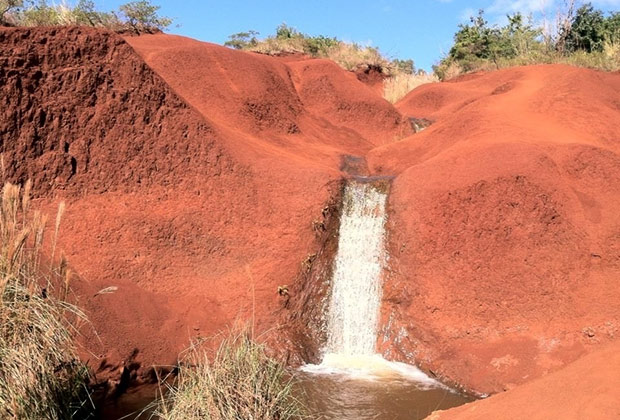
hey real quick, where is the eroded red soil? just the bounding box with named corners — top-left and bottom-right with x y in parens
top-left (429, 341), bottom-right (620, 419)
top-left (376, 65), bottom-right (620, 394)
top-left (1, 27), bottom-right (619, 411)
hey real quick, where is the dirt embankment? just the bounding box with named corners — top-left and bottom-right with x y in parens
top-left (2, 26), bottom-right (619, 412)
top-left (0, 27), bottom-right (407, 390)
top-left (429, 341), bottom-right (620, 419)
top-left (375, 66), bottom-right (620, 394)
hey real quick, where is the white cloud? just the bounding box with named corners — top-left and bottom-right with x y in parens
top-left (487, 0), bottom-right (555, 16)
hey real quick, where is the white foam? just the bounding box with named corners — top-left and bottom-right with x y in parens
top-left (301, 354), bottom-right (442, 388)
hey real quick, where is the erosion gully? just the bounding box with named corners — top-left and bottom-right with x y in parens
top-left (96, 159), bottom-right (473, 419)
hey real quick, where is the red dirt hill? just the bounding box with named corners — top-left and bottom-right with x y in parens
top-left (1, 26), bottom-right (619, 410)
top-left (375, 65), bottom-right (620, 394)
top-left (429, 341), bottom-right (620, 419)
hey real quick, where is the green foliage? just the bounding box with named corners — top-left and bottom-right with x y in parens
top-left (224, 30), bottom-right (259, 50)
top-left (566, 3), bottom-right (607, 52)
top-left (225, 23), bottom-right (396, 76)
top-left (562, 3), bottom-right (620, 53)
top-left (20, 0), bottom-right (59, 26)
top-left (391, 58), bottom-right (415, 74)
top-left (436, 4), bottom-right (620, 79)
top-left (4, 0), bottom-right (171, 31)
top-left (443, 10), bottom-right (541, 73)
top-left (119, 0), bottom-right (171, 32)
top-left (303, 34), bottom-right (339, 56)
top-left (606, 12), bottom-right (620, 44)
top-left (275, 23), bottom-right (300, 39)
top-left (72, 0), bottom-right (115, 27)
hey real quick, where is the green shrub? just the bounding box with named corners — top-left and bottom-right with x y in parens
top-left (435, 5), bottom-right (620, 79)
top-left (3, 0), bottom-right (170, 32)
top-left (224, 30), bottom-right (260, 50)
top-left (118, 0), bottom-right (171, 32)
top-left (152, 327), bottom-right (305, 420)
top-left (391, 58), bottom-right (415, 75)
top-left (226, 23), bottom-right (403, 76)
top-left (0, 181), bottom-right (91, 419)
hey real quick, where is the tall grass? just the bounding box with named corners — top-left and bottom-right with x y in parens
top-left (383, 72), bottom-right (439, 104)
top-left (0, 181), bottom-right (91, 419)
top-left (152, 327), bottom-right (305, 420)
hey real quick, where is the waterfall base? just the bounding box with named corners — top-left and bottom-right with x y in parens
top-left (301, 354), bottom-right (442, 387)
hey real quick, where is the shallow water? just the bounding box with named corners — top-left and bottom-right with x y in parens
top-left (295, 370), bottom-right (473, 420)
top-left (97, 372), bottom-right (472, 420)
top-left (94, 385), bottom-right (158, 419)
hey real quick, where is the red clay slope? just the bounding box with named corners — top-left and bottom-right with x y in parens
top-left (123, 34), bottom-right (411, 162)
top-left (1, 27), bottom-right (408, 386)
top-left (374, 65), bottom-right (620, 394)
top-left (428, 341), bottom-right (620, 419)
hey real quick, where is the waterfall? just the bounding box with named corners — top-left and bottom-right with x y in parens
top-left (302, 178), bottom-right (440, 387)
top-left (325, 180), bottom-right (387, 356)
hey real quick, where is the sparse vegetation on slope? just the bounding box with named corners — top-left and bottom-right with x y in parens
top-left (226, 23), bottom-right (400, 75)
top-left (435, 3), bottom-right (620, 79)
top-left (153, 327), bottom-right (305, 420)
top-left (226, 23), bottom-right (436, 103)
top-left (0, 0), bottom-right (171, 32)
top-left (0, 181), bottom-right (91, 419)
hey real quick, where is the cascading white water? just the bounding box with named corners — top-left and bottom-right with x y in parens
top-left (302, 179), bottom-right (441, 387)
top-left (325, 181), bottom-right (387, 356)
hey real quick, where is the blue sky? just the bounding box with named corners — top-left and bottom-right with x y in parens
top-left (100, 0), bottom-right (620, 71)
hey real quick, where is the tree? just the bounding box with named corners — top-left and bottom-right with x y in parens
top-left (275, 23), bottom-right (300, 39)
top-left (303, 34), bottom-right (339, 56)
top-left (504, 13), bottom-right (542, 57)
top-left (224, 30), bottom-right (259, 50)
top-left (119, 0), bottom-right (171, 32)
top-left (605, 12), bottom-right (620, 46)
top-left (392, 58), bottom-right (415, 75)
top-left (565, 3), bottom-right (606, 52)
top-left (0, 0), bottom-right (22, 25)
top-left (73, 0), bottom-right (103, 26)
top-left (21, 0), bottom-right (60, 26)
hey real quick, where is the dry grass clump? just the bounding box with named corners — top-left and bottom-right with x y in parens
top-left (325, 43), bottom-right (390, 72)
top-left (0, 181), bottom-right (90, 419)
top-left (383, 72), bottom-right (439, 104)
top-left (249, 36), bottom-right (308, 55)
top-left (152, 328), bottom-right (305, 420)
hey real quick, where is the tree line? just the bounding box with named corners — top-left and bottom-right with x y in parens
top-left (0, 0), bottom-right (171, 32)
top-left (435, 2), bottom-right (620, 79)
